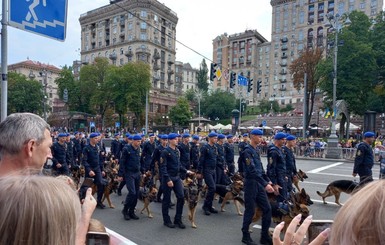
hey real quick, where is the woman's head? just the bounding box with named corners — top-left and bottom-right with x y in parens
top-left (0, 175), bottom-right (81, 245)
top-left (330, 180), bottom-right (385, 245)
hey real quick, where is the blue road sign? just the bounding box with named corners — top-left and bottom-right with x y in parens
top-left (237, 75), bottom-right (248, 86)
top-left (115, 122), bottom-right (120, 128)
top-left (262, 120), bottom-right (267, 126)
top-left (9, 0), bottom-right (68, 41)
top-left (90, 122), bottom-right (95, 128)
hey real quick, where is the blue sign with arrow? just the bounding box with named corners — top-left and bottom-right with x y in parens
top-left (9, 0), bottom-right (68, 41)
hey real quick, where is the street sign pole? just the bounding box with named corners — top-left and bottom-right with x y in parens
top-left (1, 0), bottom-right (8, 121)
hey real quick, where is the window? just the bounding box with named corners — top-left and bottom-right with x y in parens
top-left (360, 2), bottom-right (365, 9)
top-left (128, 22), bottom-right (132, 30)
top-left (140, 10), bottom-right (147, 18)
top-left (338, 2), bottom-right (345, 14)
top-left (299, 11), bottom-right (305, 24)
top-left (140, 22), bottom-right (147, 30)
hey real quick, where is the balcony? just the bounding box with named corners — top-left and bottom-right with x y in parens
top-left (167, 60), bottom-right (174, 65)
top-left (124, 50), bottom-right (133, 57)
top-left (279, 70), bottom-right (287, 75)
top-left (281, 54), bottom-right (288, 59)
top-left (281, 46), bottom-right (288, 51)
top-left (109, 53), bottom-right (117, 61)
top-left (153, 74), bottom-right (160, 81)
top-left (153, 52), bottom-right (160, 60)
top-left (280, 62), bottom-right (287, 67)
top-left (279, 87), bottom-right (287, 91)
top-left (279, 79), bottom-right (287, 83)
top-left (281, 37), bottom-right (288, 43)
top-left (153, 63), bottom-right (160, 71)
top-left (167, 69), bottom-right (174, 74)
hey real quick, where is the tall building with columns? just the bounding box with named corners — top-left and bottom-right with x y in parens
top-left (79, 0), bottom-right (178, 126)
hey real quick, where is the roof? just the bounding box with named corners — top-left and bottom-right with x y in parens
top-left (8, 60), bottom-right (61, 73)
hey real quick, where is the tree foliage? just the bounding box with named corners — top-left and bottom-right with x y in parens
top-left (8, 72), bottom-right (44, 114)
top-left (55, 58), bottom-right (151, 128)
top-left (196, 59), bottom-right (209, 92)
top-left (169, 97), bottom-right (193, 127)
top-left (290, 45), bottom-right (323, 130)
top-left (258, 99), bottom-right (279, 113)
top-left (201, 90), bottom-right (236, 120)
top-left (318, 11), bottom-right (378, 115)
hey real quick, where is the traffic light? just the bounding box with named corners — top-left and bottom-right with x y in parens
top-left (210, 63), bottom-right (218, 81)
top-left (257, 80), bottom-right (262, 94)
top-left (247, 78), bottom-right (253, 93)
top-left (229, 72), bottom-right (236, 88)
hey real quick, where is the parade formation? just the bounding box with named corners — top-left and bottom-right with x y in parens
top-left (46, 128), bottom-right (333, 245)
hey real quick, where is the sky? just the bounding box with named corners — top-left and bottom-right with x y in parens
top-left (3, 0), bottom-right (273, 69)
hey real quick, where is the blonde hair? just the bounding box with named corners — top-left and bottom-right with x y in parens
top-left (330, 180), bottom-right (385, 245)
top-left (0, 175), bottom-right (81, 245)
top-left (88, 219), bottom-right (107, 232)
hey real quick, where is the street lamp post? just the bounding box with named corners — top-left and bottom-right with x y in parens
top-left (39, 70), bottom-right (48, 122)
top-left (325, 12), bottom-right (351, 159)
top-left (195, 89), bottom-right (203, 131)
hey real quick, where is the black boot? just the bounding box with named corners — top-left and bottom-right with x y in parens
top-left (241, 232), bottom-right (257, 245)
top-left (129, 210), bottom-right (139, 220)
top-left (260, 233), bottom-right (273, 245)
top-left (122, 205), bottom-right (130, 220)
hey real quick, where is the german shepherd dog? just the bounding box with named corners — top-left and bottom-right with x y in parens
top-left (90, 166), bottom-right (119, 208)
top-left (251, 189), bottom-right (312, 232)
top-left (215, 180), bottom-right (245, 216)
top-left (293, 169), bottom-right (308, 192)
top-left (316, 180), bottom-right (358, 206)
top-left (138, 184), bottom-right (158, 218)
top-left (183, 173), bottom-right (201, 228)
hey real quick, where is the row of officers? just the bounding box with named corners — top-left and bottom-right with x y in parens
top-left (50, 130), bottom-right (299, 245)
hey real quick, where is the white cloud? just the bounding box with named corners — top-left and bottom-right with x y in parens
top-left (3, 0), bottom-right (272, 68)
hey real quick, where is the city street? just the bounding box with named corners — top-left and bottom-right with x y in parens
top-left (92, 158), bottom-right (380, 245)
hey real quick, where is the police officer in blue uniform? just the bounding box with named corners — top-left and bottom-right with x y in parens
top-left (353, 131), bottom-right (375, 187)
top-left (241, 129), bottom-right (274, 245)
top-left (224, 134), bottom-right (235, 175)
top-left (83, 133), bottom-right (105, 209)
top-left (238, 133), bottom-right (249, 175)
top-left (141, 133), bottom-right (156, 172)
top-left (178, 134), bottom-right (191, 180)
top-left (197, 132), bottom-right (219, 215)
top-left (110, 133), bottom-right (122, 161)
top-left (215, 134), bottom-right (227, 185)
top-left (66, 133), bottom-right (77, 169)
top-left (190, 135), bottom-right (200, 170)
top-left (267, 132), bottom-right (287, 202)
top-left (51, 133), bottom-right (70, 176)
top-left (72, 132), bottom-right (82, 166)
top-left (118, 134), bottom-right (143, 220)
top-left (117, 134), bottom-right (132, 196)
top-left (160, 133), bottom-right (189, 228)
top-left (151, 134), bottom-right (168, 202)
top-left (283, 135), bottom-right (298, 193)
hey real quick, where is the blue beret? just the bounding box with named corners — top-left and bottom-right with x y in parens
top-left (66, 133), bottom-right (70, 137)
top-left (89, 133), bottom-right (99, 138)
top-left (58, 133), bottom-right (67, 138)
top-left (114, 133), bottom-right (120, 137)
top-left (364, 131), bottom-right (375, 138)
top-left (132, 134), bottom-right (142, 141)
top-left (74, 131), bottom-right (79, 135)
top-left (192, 135), bottom-right (199, 140)
top-left (286, 135), bottom-right (296, 141)
top-left (161, 135), bottom-right (169, 140)
top-left (226, 134), bottom-right (233, 139)
top-left (176, 134), bottom-right (182, 138)
top-left (125, 133), bottom-right (130, 138)
top-left (182, 133), bottom-right (190, 138)
top-left (128, 135), bottom-right (133, 140)
top-left (168, 133), bottom-right (178, 140)
top-left (243, 133), bottom-right (249, 137)
top-left (208, 132), bottom-right (218, 138)
top-left (250, 129), bottom-right (263, 135)
top-left (140, 134), bottom-right (145, 137)
top-left (274, 132), bottom-right (287, 140)
top-left (149, 133), bottom-right (155, 137)
top-left (218, 134), bottom-right (225, 139)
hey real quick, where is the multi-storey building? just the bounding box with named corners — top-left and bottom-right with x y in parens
top-left (174, 61), bottom-right (199, 95)
top-left (8, 60), bottom-right (63, 114)
top-left (268, 0), bottom-right (384, 105)
top-left (79, 0), bottom-right (178, 126)
top-left (212, 30), bottom-right (269, 105)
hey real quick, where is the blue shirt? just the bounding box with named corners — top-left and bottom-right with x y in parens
top-left (354, 142), bottom-right (374, 176)
top-left (160, 146), bottom-right (187, 182)
top-left (267, 145), bottom-right (286, 185)
top-left (119, 144), bottom-right (141, 176)
top-left (241, 144), bottom-right (270, 187)
top-left (198, 143), bottom-right (218, 173)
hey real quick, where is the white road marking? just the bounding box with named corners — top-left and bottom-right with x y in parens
top-left (310, 172), bottom-right (355, 178)
top-left (308, 162), bottom-right (344, 173)
top-left (300, 181), bottom-right (328, 186)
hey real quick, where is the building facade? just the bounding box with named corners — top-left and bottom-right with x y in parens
top-left (174, 61), bottom-right (199, 95)
top-left (212, 30), bottom-right (269, 105)
top-left (268, 0), bottom-right (384, 105)
top-left (79, 0), bottom-right (178, 127)
top-left (8, 60), bottom-right (63, 114)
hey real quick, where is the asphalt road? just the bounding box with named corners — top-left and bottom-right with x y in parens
top-left (92, 157), bottom-right (380, 245)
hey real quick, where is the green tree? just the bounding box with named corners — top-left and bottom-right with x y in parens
top-left (184, 88), bottom-right (196, 102)
top-left (258, 99), bottom-right (279, 113)
top-left (169, 97), bottom-right (193, 127)
top-left (8, 72), bottom-right (44, 114)
top-left (196, 59), bottom-right (209, 92)
top-left (318, 11), bottom-right (377, 116)
top-left (201, 90), bottom-right (236, 120)
top-left (290, 45), bottom-right (323, 131)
